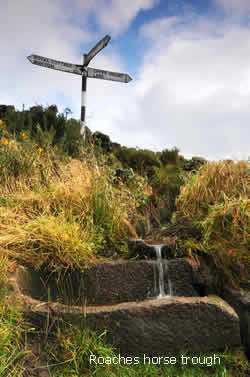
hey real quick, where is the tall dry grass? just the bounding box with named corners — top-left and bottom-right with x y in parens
top-left (175, 160), bottom-right (249, 286)
top-left (176, 160), bottom-right (248, 218)
top-left (0, 132), bottom-right (139, 274)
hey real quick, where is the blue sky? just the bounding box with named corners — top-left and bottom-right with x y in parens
top-left (1, 0), bottom-right (250, 161)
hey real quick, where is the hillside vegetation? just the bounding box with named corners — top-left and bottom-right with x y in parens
top-left (0, 104), bottom-right (249, 376)
top-left (0, 104), bottom-right (248, 286)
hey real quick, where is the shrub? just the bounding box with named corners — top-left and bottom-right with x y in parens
top-left (0, 153), bottom-right (140, 273)
top-left (175, 160), bottom-right (249, 287)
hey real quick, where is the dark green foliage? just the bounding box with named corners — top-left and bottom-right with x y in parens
top-left (0, 102), bottom-right (208, 233)
top-left (1, 104), bottom-right (85, 158)
top-left (183, 156), bottom-right (207, 172)
top-left (79, 133), bottom-right (188, 229)
top-left (111, 142), bottom-right (121, 152)
top-left (63, 118), bottom-right (83, 157)
top-left (93, 131), bottom-right (112, 152)
top-left (147, 164), bottom-right (184, 226)
top-left (114, 146), bottom-right (160, 178)
top-left (48, 105), bottom-right (58, 114)
top-left (111, 167), bottom-right (134, 182)
top-left (44, 105), bottom-right (58, 131)
top-left (160, 146), bottom-right (180, 165)
top-left (53, 113), bottom-right (68, 143)
top-left (26, 111), bottom-right (33, 132)
top-left (29, 105), bottom-right (44, 132)
top-left (112, 145), bottom-right (130, 166)
top-left (42, 113), bottom-right (48, 131)
top-left (0, 104), bottom-right (15, 120)
top-left (106, 143), bottom-right (184, 232)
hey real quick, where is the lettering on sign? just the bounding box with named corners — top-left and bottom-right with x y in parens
top-left (35, 55), bottom-right (73, 68)
top-left (86, 67), bottom-right (132, 83)
top-left (34, 61), bottom-right (55, 69)
top-left (27, 54), bottom-right (132, 82)
top-left (28, 55), bottom-right (83, 75)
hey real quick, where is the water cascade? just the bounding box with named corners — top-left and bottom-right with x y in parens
top-left (152, 245), bottom-right (172, 298)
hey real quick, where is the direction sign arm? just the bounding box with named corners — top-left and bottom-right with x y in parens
top-left (86, 67), bottom-right (132, 83)
top-left (27, 54), bottom-right (83, 75)
top-left (84, 35), bottom-right (111, 66)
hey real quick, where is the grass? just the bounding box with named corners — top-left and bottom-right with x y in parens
top-left (175, 160), bottom-right (248, 219)
top-left (0, 255), bottom-right (31, 377)
top-left (0, 125), bottom-right (142, 277)
top-left (44, 322), bottom-right (248, 377)
top-left (0, 304), bottom-right (248, 377)
top-left (172, 160), bottom-right (249, 287)
top-left (0, 118), bottom-right (249, 375)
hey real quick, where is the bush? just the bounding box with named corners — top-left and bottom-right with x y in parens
top-left (0, 150), bottom-right (140, 273)
top-left (160, 147), bottom-right (180, 166)
top-left (175, 160), bottom-right (249, 287)
top-left (1, 104), bottom-right (85, 158)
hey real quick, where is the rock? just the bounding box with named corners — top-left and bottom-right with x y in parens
top-left (161, 237), bottom-right (177, 259)
top-left (16, 258), bottom-right (206, 305)
top-left (128, 239), bottom-right (156, 259)
top-left (185, 255), bottom-right (223, 296)
top-left (20, 295), bottom-right (241, 357)
top-left (84, 261), bottom-right (156, 305)
top-left (16, 261), bottom-right (157, 305)
top-left (221, 286), bottom-right (250, 358)
top-left (21, 338), bottom-right (50, 377)
top-left (167, 259), bottom-right (199, 297)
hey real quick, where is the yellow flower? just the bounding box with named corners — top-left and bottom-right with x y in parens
top-left (37, 147), bottom-right (43, 153)
top-left (0, 120), bottom-right (3, 125)
top-left (22, 132), bottom-right (28, 139)
top-left (25, 153), bottom-right (29, 158)
top-left (55, 145), bottom-right (58, 150)
top-left (1, 138), bottom-right (8, 145)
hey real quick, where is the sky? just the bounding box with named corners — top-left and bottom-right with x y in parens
top-left (1, 0), bottom-right (250, 161)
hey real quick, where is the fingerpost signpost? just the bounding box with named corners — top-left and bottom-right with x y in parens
top-left (27, 34), bottom-right (132, 134)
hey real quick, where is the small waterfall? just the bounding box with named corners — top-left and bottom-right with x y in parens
top-left (152, 245), bottom-right (172, 299)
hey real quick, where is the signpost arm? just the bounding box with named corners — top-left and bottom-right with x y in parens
top-left (27, 35), bottom-right (132, 141)
top-left (84, 35), bottom-right (111, 67)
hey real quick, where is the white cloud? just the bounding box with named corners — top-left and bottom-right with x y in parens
top-left (0, 0), bottom-right (93, 118)
top-left (68, 0), bottom-right (159, 36)
top-left (1, 0), bottom-right (148, 115)
top-left (0, 0), bottom-right (159, 114)
top-left (87, 14), bottom-right (250, 160)
top-left (1, 0), bottom-right (250, 161)
top-left (94, 0), bottom-right (159, 35)
top-left (134, 17), bottom-right (250, 159)
top-left (215, 0), bottom-right (250, 12)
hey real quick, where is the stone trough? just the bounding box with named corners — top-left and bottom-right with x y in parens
top-left (10, 240), bottom-right (250, 358)
top-left (19, 294), bottom-right (240, 358)
top-left (16, 258), bottom-right (200, 306)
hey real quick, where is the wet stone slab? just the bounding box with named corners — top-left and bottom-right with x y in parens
top-left (20, 294), bottom-right (241, 357)
top-left (16, 257), bottom-right (201, 306)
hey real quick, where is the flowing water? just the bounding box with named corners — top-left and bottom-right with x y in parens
top-left (152, 245), bottom-right (173, 298)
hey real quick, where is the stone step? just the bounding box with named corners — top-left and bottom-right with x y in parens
top-left (20, 293), bottom-right (241, 357)
top-left (15, 258), bottom-right (201, 306)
